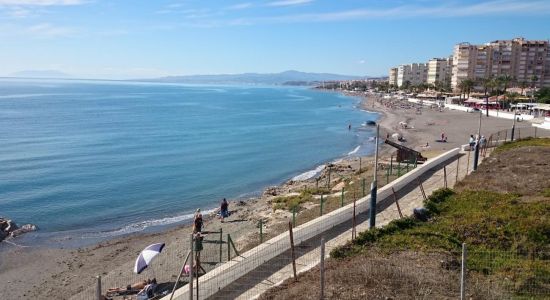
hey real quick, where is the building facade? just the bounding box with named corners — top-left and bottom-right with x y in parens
top-left (388, 67), bottom-right (398, 86)
top-left (451, 38), bottom-right (550, 91)
top-left (396, 63), bottom-right (427, 87)
top-left (427, 57), bottom-right (453, 85)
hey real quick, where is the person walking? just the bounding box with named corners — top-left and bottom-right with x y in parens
top-left (193, 209), bottom-right (203, 233)
top-left (469, 134), bottom-right (475, 151)
top-left (220, 198), bottom-right (229, 223)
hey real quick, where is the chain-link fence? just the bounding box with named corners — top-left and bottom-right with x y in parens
top-left (71, 126), bottom-right (549, 300)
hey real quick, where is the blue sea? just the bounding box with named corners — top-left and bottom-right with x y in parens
top-left (0, 78), bottom-right (378, 246)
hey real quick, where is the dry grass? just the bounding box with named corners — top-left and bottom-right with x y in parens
top-left (259, 250), bottom-right (505, 300)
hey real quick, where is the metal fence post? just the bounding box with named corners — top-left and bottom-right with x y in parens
top-left (288, 222), bottom-right (297, 281)
top-left (359, 157), bottom-right (362, 173)
top-left (219, 228), bottom-right (223, 263)
top-left (340, 187), bottom-right (344, 207)
top-left (456, 155), bottom-right (460, 183)
top-left (320, 237), bottom-right (325, 300)
top-left (189, 234), bottom-right (194, 300)
top-left (292, 206), bottom-right (296, 227)
top-left (227, 234), bottom-right (231, 261)
top-left (259, 219), bottom-right (263, 243)
top-left (96, 275), bottom-right (102, 300)
top-left (320, 194), bottom-right (324, 216)
top-left (397, 160), bottom-right (401, 177)
top-left (443, 166), bottom-right (448, 188)
top-left (390, 155), bottom-right (393, 175)
top-left (460, 243), bottom-right (467, 300)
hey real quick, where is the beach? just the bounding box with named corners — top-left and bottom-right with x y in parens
top-left (0, 92), bottom-right (537, 299)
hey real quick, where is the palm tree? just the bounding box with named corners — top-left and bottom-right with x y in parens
top-left (481, 76), bottom-right (495, 116)
top-left (462, 79), bottom-right (475, 99)
top-left (497, 75), bottom-right (513, 109)
top-left (519, 81), bottom-right (528, 97)
top-left (457, 80), bottom-right (466, 103)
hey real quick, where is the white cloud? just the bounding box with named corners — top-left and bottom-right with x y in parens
top-left (26, 23), bottom-right (75, 38)
top-left (0, 0), bottom-right (85, 5)
top-left (358, 60), bottom-right (366, 64)
top-left (267, 0), bottom-right (313, 7)
top-left (228, 3), bottom-right (252, 10)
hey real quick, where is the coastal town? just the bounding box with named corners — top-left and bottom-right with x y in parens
top-left (1, 0), bottom-right (549, 298)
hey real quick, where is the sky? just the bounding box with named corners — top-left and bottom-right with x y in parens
top-left (0, 0), bottom-right (550, 79)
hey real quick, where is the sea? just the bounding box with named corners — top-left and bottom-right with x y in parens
top-left (0, 78), bottom-right (378, 247)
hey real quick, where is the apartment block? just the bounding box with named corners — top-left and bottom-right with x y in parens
top-left (451, 38), bottom-right (550, 91)
top-left (396, 63), bottom-right (427, 87)
top-left (427, 57), bottom-right (453, 85)
top-left (388, 67), bottom-right (398, 86)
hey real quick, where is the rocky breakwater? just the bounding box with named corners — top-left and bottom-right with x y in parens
top-left (0, 217), bottom-right (38, 242)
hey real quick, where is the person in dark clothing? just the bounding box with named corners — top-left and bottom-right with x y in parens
top-left (193, 209), bottom-right (203, 233)
top-left (220, 198), bottom-right (229, 223)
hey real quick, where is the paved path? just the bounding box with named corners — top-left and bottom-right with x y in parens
top-left (210, 149), bottom-right (489, 299)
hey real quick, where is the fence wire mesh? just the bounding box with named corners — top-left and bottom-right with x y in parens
top-left (70, 125), bottom-right (548, 300)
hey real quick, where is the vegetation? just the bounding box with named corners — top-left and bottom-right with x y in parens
top-left (494, 137), bottom-right (550, 153)
top-left (330, 139), bottom-right (550, 297)
top-left (534, 87), bottom-right (550, 104)
top-left (271, 191), bottom-right (314, 211)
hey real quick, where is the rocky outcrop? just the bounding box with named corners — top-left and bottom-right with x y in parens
top-left (0, 217), bottom-right (38, 241)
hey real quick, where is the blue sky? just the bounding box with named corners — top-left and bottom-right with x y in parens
top-left (0, 0), bottom-right (549, 79)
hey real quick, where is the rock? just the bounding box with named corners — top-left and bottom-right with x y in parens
top-left (413, 207), bottom-right (429, 222)
top-left (5, 220), bottom-right (18, 232)
top-left (0, 230), bottom-right (7, 241)
top-left (9, 223), bottom-right (38, 237)
top-left (263, 186), bottom-right (280, 197)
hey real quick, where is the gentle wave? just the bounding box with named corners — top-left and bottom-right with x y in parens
top-left (347, 145), bottom-right (361, 155)
top-left (292, 164), bottom-right (325, 181)
top-left (81, 208), bottom-right (217, 238)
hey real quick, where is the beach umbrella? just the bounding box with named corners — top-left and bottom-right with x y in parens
top-left (134, 242), bottom-right (165, 274)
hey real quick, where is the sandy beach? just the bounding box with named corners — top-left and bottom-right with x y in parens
top-left (0, 92), bottom-right (540, 299)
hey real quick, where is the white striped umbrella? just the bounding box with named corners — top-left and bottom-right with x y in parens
top-left (134, 242), bottom-right (165, 274)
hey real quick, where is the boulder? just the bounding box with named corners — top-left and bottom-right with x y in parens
top-left (263, 186), bottom-right (280, 197)
top-left (5, 220), bottom-right (17, 232)
top-left (413, 207), bottom-right (429, 222)
top-left (10, 224), bottom-right (38, 237)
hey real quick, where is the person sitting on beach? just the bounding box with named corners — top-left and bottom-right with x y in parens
top-left (219, 198), bottom-right (229, 223)
top-left (136, 278), bottom-right (157, 300)
top-left (107, 279), bottom-right (152, 295)
top-left (193, 209), bottom-right (203, 233)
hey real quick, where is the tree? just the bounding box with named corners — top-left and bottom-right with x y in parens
top-left (519, 81), bottom-right (528, 97)
top-left (497, 75), bottom-right (514, 108)
top-left (481, 76), bottom-right (495, 116)
top-left (534, 87), bottom-right (550, 104)
top-left (462, 79), bottom-right (475, 99)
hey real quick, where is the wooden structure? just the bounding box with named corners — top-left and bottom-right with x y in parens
top-left (384, 139), bottom-right (427, 163)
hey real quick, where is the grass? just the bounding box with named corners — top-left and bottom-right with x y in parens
top-left (271, 191), bottom-right (314, 211)
top-left (494, 137), bottom-right (550, 153)
top-left (331, 187), bottom-right (550, 296)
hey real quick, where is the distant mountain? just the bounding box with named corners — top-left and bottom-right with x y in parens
top-left (9, 70), bottom-right (71, 79)
top-left (141, 70), bottom-right (366, 86)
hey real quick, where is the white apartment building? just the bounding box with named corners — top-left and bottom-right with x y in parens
top-left (388, 67), bottom-right (398, 86)
top-left (427, 57), bottom-right (453, 85)
top-left (451, 38), bottom-right (550, 91)
top-left (396, 63), bottom-right (427, 87)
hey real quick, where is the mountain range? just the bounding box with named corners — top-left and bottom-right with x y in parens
top-left (141, 70), bottom-right (366, 85)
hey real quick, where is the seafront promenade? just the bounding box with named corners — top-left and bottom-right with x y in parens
top-left (165, 147), bottom-right (478, 299)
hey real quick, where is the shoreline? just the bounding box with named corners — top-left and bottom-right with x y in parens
top-left (2, 89), bottom-right (378, 250)
top-left (0, 90), bottom-right (525, 299)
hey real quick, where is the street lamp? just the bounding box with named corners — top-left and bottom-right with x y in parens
top-left (473, 110), bottom-right (482, 171)
top-left (369, 125), bottom-right (379, 229)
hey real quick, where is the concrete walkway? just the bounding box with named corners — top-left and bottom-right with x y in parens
top-left (210, 149), bottom-right (487, 299)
